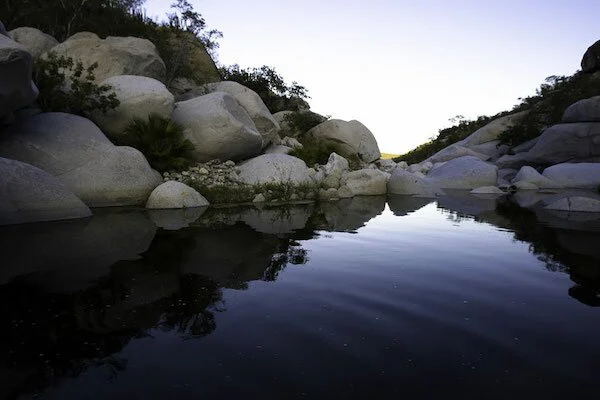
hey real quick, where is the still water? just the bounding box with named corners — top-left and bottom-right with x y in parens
top-left (1, 192), bottom-right (599, 399)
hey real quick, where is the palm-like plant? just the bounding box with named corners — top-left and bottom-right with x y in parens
top-left (119, 113), bottom-right (195, 172)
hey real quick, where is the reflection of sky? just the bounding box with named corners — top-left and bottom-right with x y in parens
top-left (144, 0), bottom-right (600, 153)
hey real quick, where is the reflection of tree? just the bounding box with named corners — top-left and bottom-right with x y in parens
top-left (0, 208), bottom-right (317, 399)
top-left (495, 201), bottom-right (600, 305)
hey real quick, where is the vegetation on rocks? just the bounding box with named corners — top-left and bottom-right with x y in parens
top-left (396, 70), bottom-right (600, 165)
top-left (289, 137), bottom-right (340, 167)
top-left (117, 114), bottom-right (195, 172)
top-left (220, 65), bottom-right (310, 113)
top-left (32, 52), bottom-right (119, 117)
top-left (283, 111), bottom-right (327, 135)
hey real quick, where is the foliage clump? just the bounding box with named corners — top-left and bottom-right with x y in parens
top-left (289, 137), bottom-right (340, 167)
top-left (220, 65), bottom-right (309, 113)
top-left (116, 114), bottom-right (195, 172)
top-left (32, 52), bottom-right (119, 117)
top-left (497, 73), bottom-right (600, 147)
top-left (283, 111), bottom-right (327, 136)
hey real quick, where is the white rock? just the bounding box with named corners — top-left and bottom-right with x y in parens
top-left (307, 119), bottom-right (381, 162)
top-left (341, 169), bottom-right (388, 196)
top-left (387, 168), bottom-right (444, 196)
top-left (396, 161), bottom-right (408, 169)
top-left (542, 163), bottom-right (600, 188)
top-left (281, 136), bottom-right (303, 149)
top-left (0, 157), bottom-right (91, 225)
top-left (563, 96), bottom-right (600, 123)
top-left (459, 111), bottom-right (528, 147)
top-left (0, 34), bottom-right (38, 119)
top-left (173, 92), bottom-right (263, 162)
top-left (470, 186), bottom-right (505, 194)
top-left (425, 143), bottom-right (489, 164)
top-left (91, 75), bottom-right (174, 136)
top-left (44, 32), bottom-right (166, 82)
top-left (146, 181), bottom-right (208, 209)
top-left (236, 154), bottom-right (314, 185)
top-left (264, 144), bottom-right (293, 155)
top-left (337, 185), bottom-right (354, 198)
top-left (200, 81), bottom-right (280, 146)
top-left (324, 152), bottom-right (349, 176)
top-left (545, 196), bottom-right (600, 213)
top-left (8, 27), bottom-right (58, 59)
top-left (0, 113), bottom-right (162, 207)
top-left (512, 166), bottom-right (563, 189)
top-left (427, 156), bottom-right (498, 189)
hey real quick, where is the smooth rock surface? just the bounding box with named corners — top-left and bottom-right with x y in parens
top-left (0, 34), bottom-right (38, 119)
top-left (427, 156), bottom-right (498, 189)
top-left (173, 92), bottom-right (263, 162)
top-left (459, 111), bottom-right (528, 147)
top-left (582, 39), bottom-right (600, 73)
top-left (470, 186), bottom-right (505, 194)
top-left (8, 27), bottom-right (58, 59)
top-left (387, 168), bottom-right (444, 196)
top-left (146, 181), bottom-right (208, 209)
top-left (0, 157), bottom-right (92, 225)
top-left (426, 143), bottom-right (489, 164)
top-left (546, 196), bottom-right (600, 213)
top-left (44, 33), bottom-right (166, 83)
top-left (324, 152), bottom-right (349, 176)
top-left (542, 163), bottom-right (600, 188)
top-left (307, 119), bottom-right (381, 163)
top-left (91, 75), bottom-right (174, 136)
top-left (0, 113), bottom-right (162, 206)
top-left (563, 96), bottom-right (600, 123)
top-left (236, 154), bottom-right (313, 185)
top-left (512, 166), bottom-right (562, 189)
top-left (341, 169), bottom-right (388, 196)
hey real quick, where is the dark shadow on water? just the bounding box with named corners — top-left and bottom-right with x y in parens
top-left (1, 193), bottom-right (599, 398)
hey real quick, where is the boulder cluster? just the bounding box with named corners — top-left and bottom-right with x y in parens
top-left (1, 23), bottom-right (600, 225)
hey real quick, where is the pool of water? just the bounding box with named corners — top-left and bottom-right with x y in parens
top-left (1, 193), bottom-right (599, 399)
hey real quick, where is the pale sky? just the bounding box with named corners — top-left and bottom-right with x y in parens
top-left (144, 0), bottom-right (599, 153)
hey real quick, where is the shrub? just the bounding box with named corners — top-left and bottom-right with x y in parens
top-left (32, 52), bottom-right (119, 117)
top-left (498, 73), bottom-right (600, 147)
top-left (116, 114), bottom-right (195, 172)
top-left (289, 137), bottom-right (340, 167)
top-left (283, 111), bottom-right (327, 136)
top-left (220, 64), bottom-right (309, 113)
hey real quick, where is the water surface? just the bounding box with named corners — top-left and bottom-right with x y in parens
top-left (1, 193), bottom-right (599, 399)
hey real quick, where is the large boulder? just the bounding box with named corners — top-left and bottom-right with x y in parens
top-left (458, 111), bottom-right (528, 147)
top-left (235, 154), bottom-right (313, 185)
top-left (166, 31), bottom-right (221, 85)
top-left (563, 96), bottom-right (600, 123)
top-left (0, 34), bottom-right (38, 119)
top-left (581, 39), bottom-right (600, 73)
top-left (307, 119), bottom-right (381, 163)
top-left (427, 156), bottom-right (498, 189)
top-left (497, 123), bottom-right (600, 168)
top-left (172, 92), bottom-right (263, 162)
top-left (91, 75), bottom-right (174, 136)
top-left (195, 81), bottom-right (280, 146)
top-left (44, 32), bottom-right (166, 83)
top-left (146, 181), bottom-right (209, 209)
top-left (425, 143), bottom-right (489, 164)
top-left (387, 168), bottom-right (443, 196)
top-left (542, 163), bottom-right (600, 189)
top-left (511, 166), bottom-right (562, 189)
top-left (0, 157), bottom-right (92, 225)
top-left (546, 196), bottom-right (600, 213)
top-left (0, 113), bottom-right (162, 206)
top-left (8, 27), bottom-right (58, 59)
top-left (340, 169), bottom-right (387, 196)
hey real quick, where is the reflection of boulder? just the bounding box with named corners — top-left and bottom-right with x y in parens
top-left (0, 210), bottom-right (157, 290)
top-left (387, 195), bottom-right (433, 216)
top-left (436, 190), bottom-right (505, 217)
top-left (240, 205), bottom-right (313, 235)
top-left (318, 195), bottom-right (385, 231)
top-left (147, 207), bottom-right (207, 230)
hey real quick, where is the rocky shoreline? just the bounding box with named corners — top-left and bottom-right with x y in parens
top-left (1, 23), bottom-right (600, 226)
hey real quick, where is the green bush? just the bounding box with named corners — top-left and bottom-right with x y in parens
top-left (32, 52), bottom-right (119, 117)
top-left (220, 64), bottom-right (309, 113)
top-left (283, 111), bottom-right (327, 135)
top-left (289, 137), bottom-right (340, 167)
top-left (116, 114), bottom-right (195, 172)
top-left (498, 73), bottom-right (600, 147)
